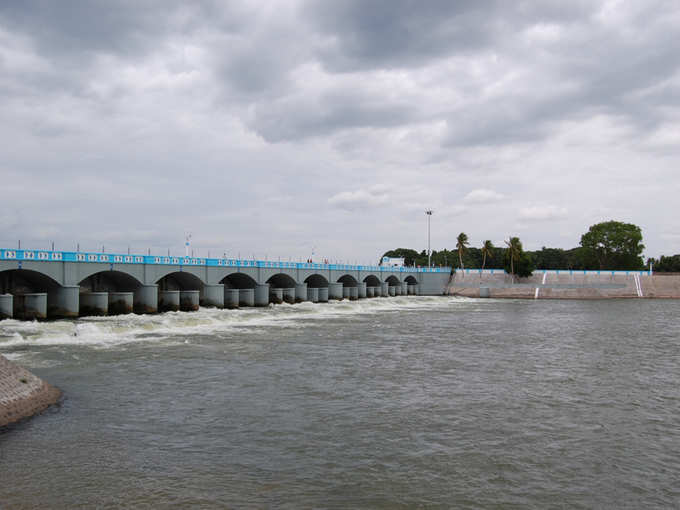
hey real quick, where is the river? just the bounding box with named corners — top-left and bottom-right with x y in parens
top-left (1, 297), bottom-right (679, 509)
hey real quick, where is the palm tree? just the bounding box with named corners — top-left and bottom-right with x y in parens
top-left (505, 236), bottom-right (522, 281)
top-left (481, 240), bottom-right (494, 270)
top-left (456, 232), bottom-right (469, 269)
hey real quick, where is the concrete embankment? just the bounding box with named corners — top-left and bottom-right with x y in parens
top-left (0, 354), bottom-right (61, 428)
top-left (449, 273), bottom-right (680, 299)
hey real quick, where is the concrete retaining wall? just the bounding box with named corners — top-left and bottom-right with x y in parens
top-left (0, 354), bottom-right (61, 428)
top-left (448, 273), bottom-right (680, 299)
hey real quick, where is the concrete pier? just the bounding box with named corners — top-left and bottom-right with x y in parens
top-left (349, 287), bottom-right (359, 300)
top-left (270, 288), bottom-right (284, 304)
top-left (79, 292), bottom-right (108, 316)
top-left (408, 284), bottom-right (416, 295)
top-left (48, 285), bottom-right (79, 319)
top-left (254, 284), bottom-right (269, 307)
top-left (318, 287), bottom-right (329, 302)
top-left (0, 294), bottom-right (13, 319)
top-left (366, 287), bottom-right (375, 297)
top-left (295, 283), bottom-right (308, 303)
top-left (401, 282), bottom-right (408, 295)
top-left (239, 288), bottom-right (255, 307)
top-left (283, 288), bottom-right (296, 304)
top-left (109, 292), bottom-right (133, 315)
top-left (381, 283), bottom-right (389, 297)
top-left (14, 293), bottom-right (47, 320)
top-left (389, 286), bottom-right (396, 296)
top-left (180, 290), bottom-right (200, 311)
top-left (134, 284), bottom-right (158, 314)
top-left (159, 290), bottom-right (180, 312)
top-left (394, 285), bottom-right (402, 296)
top-left (224, 288), bottom-right (240, 309)
top-left (358, 283), bottom-right (367, 299)
top-left (329, 282), bottom-right (343, 300)
top-left (307, 287), bottom-right (319, 303)
top-left (343, 287), bottom-right (351, 299)
top-left (201, 284), bottom-right (224, 308)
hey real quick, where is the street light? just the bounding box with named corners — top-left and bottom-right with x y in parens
top-left (426, 210), bottom-right (433, 267)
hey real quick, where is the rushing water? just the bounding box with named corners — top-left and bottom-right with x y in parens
top-left (1, 297), bottom-right (679, 509)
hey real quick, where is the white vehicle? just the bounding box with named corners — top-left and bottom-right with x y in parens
top-left (381, 256), bottom-right (405, 267)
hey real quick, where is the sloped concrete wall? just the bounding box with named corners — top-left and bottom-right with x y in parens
top-left (0, 355), bottom-right (61, 427)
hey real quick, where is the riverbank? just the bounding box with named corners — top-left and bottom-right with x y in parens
top-left (0, 354), bottom-right (61, 428)
top-left (448, 272), bottom-right (680, 299)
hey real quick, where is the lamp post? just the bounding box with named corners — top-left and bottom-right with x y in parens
top-left (426, 210), bottom-right (433, 267)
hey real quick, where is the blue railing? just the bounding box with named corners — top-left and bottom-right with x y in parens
top-left (0, 249), bottom-right (450, 273)
top-left (458, 268), bottom-right (652, 276)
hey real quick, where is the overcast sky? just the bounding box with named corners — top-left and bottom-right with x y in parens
top-left (1, 1), bottom-right (679, 263)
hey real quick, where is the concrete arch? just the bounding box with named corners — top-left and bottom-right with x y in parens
top-left (385, 275), bottom-right (401, 286)
top-left (79, 270), bottom-right (142, 292)
top-left (363, 275), bottom-right (381, 287)
top-left (337, 274), bottom-right (358, 287)
top-left (0, 269), bottom-right (60, 294)
top-left (157, 271), bottom-right (204, 291)
top-left (304, 274), bottom-right (329, 288)
top-left (220, 272), bottom-right (257, 289)
top-left (404, 275), bottom-right (418, 284)
top-left (266, 273), bottom-right (297, 288)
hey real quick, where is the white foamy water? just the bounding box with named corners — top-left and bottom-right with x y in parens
top-left (0, 296), bottom-right (463, 349)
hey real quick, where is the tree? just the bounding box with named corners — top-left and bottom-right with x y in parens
top-left (580, 221), bottom-right (645, 270)
top-left (456, 232), bottom-right (469, 269)
top-left (504, 236), bottom-right (534, 279)
top-left (505, 237), bottom-right (521, 279)
top-left (481, 240), bottom-right (494, 270)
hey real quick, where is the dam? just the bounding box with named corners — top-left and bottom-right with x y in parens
top-left (0, 248), bottom-right (451, 320)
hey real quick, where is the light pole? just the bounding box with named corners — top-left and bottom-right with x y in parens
top-left (426, 210), bottom-right (433, 267)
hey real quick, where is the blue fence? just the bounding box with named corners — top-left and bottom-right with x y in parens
top-left (0, 249), bottom-right (450, 274)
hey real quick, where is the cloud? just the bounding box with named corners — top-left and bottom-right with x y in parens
top-left (328, 188), bottom-right (390, 211)
top-left (463, 189), bottom-right (504, 204)
top-left (519, 205), bottom-right (568, 221)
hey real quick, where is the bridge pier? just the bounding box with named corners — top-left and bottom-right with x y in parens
top-left (134, 284), bottom-right (158, 314)
top-left (270, 288), bottom-right (284, 304)
top-left (159, 290), bottom-right (180, 312)
top-left (366, 287), bottom-right (375, 297)
top-left (202, 284), bottom-right (224, 308)
top-left (0, 294), bottom-right (13, 319)
top-left (401, 282), bottom-right (408, 295)
top-left (388, 286), bottom-right (396, 296)
top-left (408, 284), bottom-right (416, 295)
top-left (358, 283), bottom-right (367, 299)
top-left (307, 287), bottom-right (319, 303)
top-left (342, 286), bottom-right (351, 299)
top-left (224, 288), bottom-right (239, 309)
top-left (254, 284), bottom-right (269, 307)
top-left (328, 282), bottom-right (343, 300)
top-left (380, 282), bottom-right (389, 297)
top-left (48, 286), bottom-right (79, 319)
top-left (180, 290), bottom-right (200, 311)
top-left (295, 283), bottom-right (307, 303)
top-left (80, 292), bottom-right (108, 316)
top-left (239, 289), bottom-right (254, 307)
top-left (349, 287), bottom-right (359, 300)
top-left (109, 292), bottom-right (133, 315)
top-left (318, 287), bottom-right (329, 302)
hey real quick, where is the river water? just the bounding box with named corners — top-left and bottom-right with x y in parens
top-left (1, 297), bottom-right (679, 509)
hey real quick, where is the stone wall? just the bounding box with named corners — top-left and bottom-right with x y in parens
top-left (0, 354), bottom-right (61, 428)
top-left (448, 273), bottom-right (680, 299)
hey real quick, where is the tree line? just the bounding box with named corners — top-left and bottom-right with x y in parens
top-left (382, 220), bottom-right (658, 276)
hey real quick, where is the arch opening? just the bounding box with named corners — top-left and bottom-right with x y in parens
top-left (79, 271), bottom-right (142, 293)
top-left (304, 274), bottom-right (328, 288)
top-left (220, 273), bottom-right (257, 289)
top-left (266, 273), bottom-right (297, 288)
top-left (157, 271), bottom-right (204, 291)
top-left (385, 275), bottom-right (401, 286)
top-left (337, 274), bottom-right (358, 287)
top-left (0, 269), bottom-right (60, 294)
top-left (404, 275), bottom-right (418, 285)
top-left (363, 275), bottom-right (381, 287)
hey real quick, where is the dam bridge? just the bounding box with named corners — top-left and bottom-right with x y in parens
top-left (0, 248), bottom-right (451, 320)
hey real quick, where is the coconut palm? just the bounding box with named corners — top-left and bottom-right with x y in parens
top-left (505, 236), bottom-right (522, 281)
top-left (481, 240), bottom-right (494, 270)
top-left (456, 232), bottom-right (469, 269)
